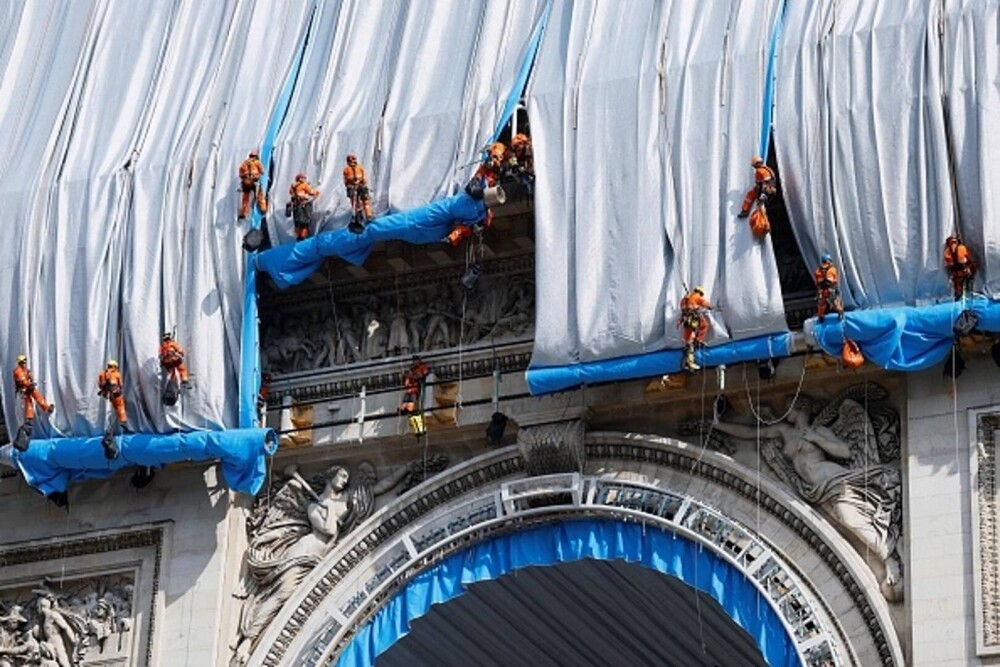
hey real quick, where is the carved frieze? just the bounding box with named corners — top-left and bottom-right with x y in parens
top-left (259, 269), bottom-right (534, 375)
top-left (0, 526), bottom-right (163, 667)
top-left (0, 574), bottom-right (134, 666)
top-left (973, 411), bottom-right (1000, 655)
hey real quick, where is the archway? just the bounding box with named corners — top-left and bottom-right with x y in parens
top-left (380, 557), bottom-right (769, 666)
top-left (340, 519), bottom-right (796, 667)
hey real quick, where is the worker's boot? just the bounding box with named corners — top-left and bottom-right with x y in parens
top-left (683, 348), bottom-right (700, 372)
top-left (102, 429), bottom-right (119, 460)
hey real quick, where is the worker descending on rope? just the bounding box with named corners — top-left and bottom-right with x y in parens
top-left (400, 355), bottom-right (431, 439)
top-left (944, 234), bottom-right (976, 300)
top-left (343, 154), bottom-right (373, 234)
top-left (98, 360), bottom-right (126, 459)
top-left (738, 156), bottom-right (776, 240)
top-left (449, 142), bottom-right (508, 247)
top-left (159, 332), bottom-right (190, 406)
top-left (679, 286), bottom-right (712, 372)
top-left (287, 173), bottom-right (319, 240)
top-left (814, 253), bottom-right (844, 322)
top-left (11, 355), bottom-right (54, 451)
top-left (237, 151), bottom-right (268, 221)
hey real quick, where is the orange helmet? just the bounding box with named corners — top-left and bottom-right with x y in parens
top-left (295, 172), bottom-right (306, 182)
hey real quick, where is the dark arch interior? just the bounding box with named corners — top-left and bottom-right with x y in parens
top-left (377, 558), bottom-right (770, 667)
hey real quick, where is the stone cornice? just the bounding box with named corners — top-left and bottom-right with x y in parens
top-left (266, 342), bottom-right (532, 406)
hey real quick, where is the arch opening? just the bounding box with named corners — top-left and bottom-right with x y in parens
top-left (336, 519), bottom-right (801, 667)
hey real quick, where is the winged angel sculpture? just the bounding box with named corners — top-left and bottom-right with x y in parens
top-left (231, 456), bottom-right (448, 663)
top-left (704, 382), bottom-right (903, 600)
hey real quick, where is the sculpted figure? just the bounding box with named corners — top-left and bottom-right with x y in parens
top-left (34, 597), bottom-right (83, 667)
top-left (707, 383), bottom-right (903, 599)
top-left (231, 464), bottom-right (377, 663)
top-left (336, 318), bottom-right (362, 365)
top-left (387, 306), bottom-right (411, 357)
top-left (362, 299), bottom-right (387, 360)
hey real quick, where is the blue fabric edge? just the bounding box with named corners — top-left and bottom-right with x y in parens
top-left (526, 332), bottom-right (794, 395)
top-left (337, 519), bottom-right (799, 667)
top-left (12, 428), bottom-right (277, 497)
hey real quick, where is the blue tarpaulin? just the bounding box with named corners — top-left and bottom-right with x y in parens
top-left (338, 519), bottom-right (798, 667)
top-left (809, 296), bottom-right (1000, 371)
top-left (526, 332), bottom-right (795, 395)
top-left (11, 428), bottom-right (276, 497)
top-left (255, 193), bottom-right (486, 289)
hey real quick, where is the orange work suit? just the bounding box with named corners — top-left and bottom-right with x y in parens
top-left (400, 362), bottom-right (430, 415)
top-left (13, 365), bottom-right (52, 420)
top-left (289, 180), bottom-right (319, 240)
top-left (238, 158), bottom-right (268, 219)
top-left (343, 164), bottom-right (373, 219)
top-left (159, 340), bottom-right (189, 383)
top-left (509, 133), bottom-right (533, 174)
top-left (475, 142), bottom-right (507, 187)
top-left (944, 241), bottom-right (976, 298)
top-left (679, 291), bottom-right (711, 346)
top-left (740, 164), bottom-right (777, 216)
top-left (813, 263), bottom-right (843, 320)
top-left (98, 368), bottom-right (128, 425)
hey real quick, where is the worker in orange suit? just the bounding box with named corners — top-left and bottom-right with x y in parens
top-left (944, 234), bottom-right (976, 300)
top-left (159, 332), bottom-right (190, 389)
top-left (679, 286), bottom-right (712, 372)
top-left (400, 355), bottom-right (431, 438)
top-left (448, 143), bottom-right (508, 247)
top-left (288, 173), bottom-right (319, 240)
top-left (738, 156), bottom-right (777, 218)
top-left (238, 151), bottom-right (267, 220)
top-left (343, 154), bottom-right (373, 223)
top-left (98, 360), bottom-right (128, 427)
top-left (508, 133), bottom-right (533, 175)
top-left (12, 355), bottom-right (54, 422)
top-left (814, 253), bottom-right (844, 322)
top-left (476, 142), bottom-right (507, 187)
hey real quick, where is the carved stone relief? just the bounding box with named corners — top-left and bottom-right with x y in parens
top-left (260, 273), bottom-right (534, 374)
top-left (682, 382), bottom-right (904, 600)
top-left (0, 526), bottom-right (162, 667)
top-left (231, 456), bottom-right (449, 664)
top-left (973, 411), bottom-right (1000, 655)
top-left (0, 575), bottom-right (134, 667)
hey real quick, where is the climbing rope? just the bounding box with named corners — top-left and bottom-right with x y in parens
top-left (742, 356), bottom-right (808, 426)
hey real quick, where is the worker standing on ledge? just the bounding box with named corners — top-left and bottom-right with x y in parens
top-left (814, 253), bottom-right (844, 322)
top-left (237, 151), bottom-right (267, 221)
top-left (288, 173), bottom-right (319, 240)
top-left (400, 355), bottom-right (431, 438)
top-left (679, 286), bottom-right (712, 372)
top-left (944, 234), bottom-right (976, 300)
top-left (738, 156), bottom-right (777, 219)
top-left (343, 154), bottom-right (373, 233)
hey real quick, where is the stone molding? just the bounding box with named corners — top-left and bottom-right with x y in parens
top-left (971, 409), bottom-right (1000, 655)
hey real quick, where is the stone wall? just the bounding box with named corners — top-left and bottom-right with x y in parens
top-left (0, 464), bottom-right (239, 667)
top-left (906, 360), bottom-right (1000, 666)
